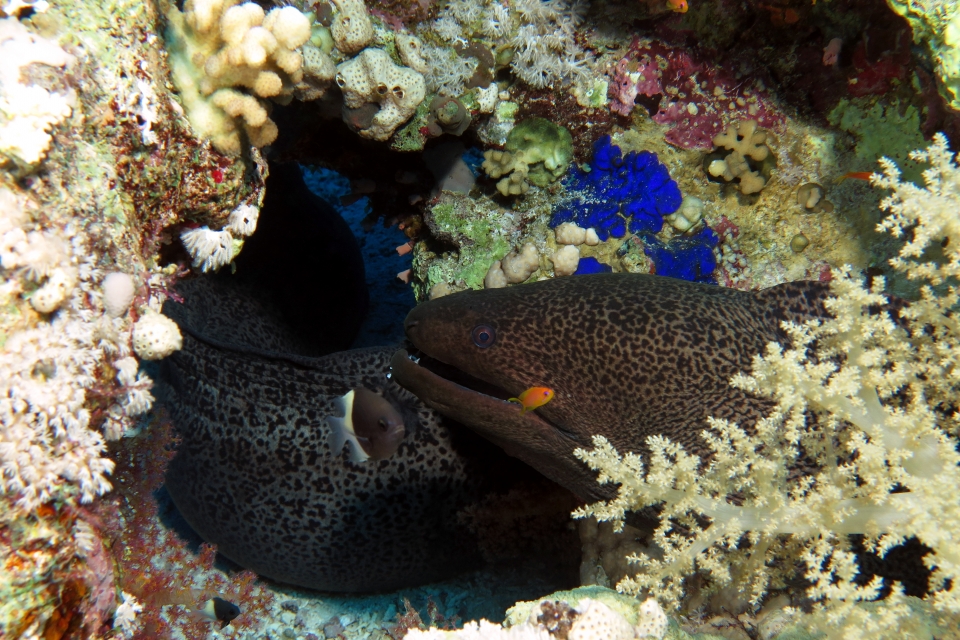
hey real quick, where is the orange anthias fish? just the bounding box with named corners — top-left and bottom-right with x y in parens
top-left (508, 387), bottom-right (555, 414)
top-left (834, 171), bottom-right (874, 184)
top-left (667, 0), bottom-right (688, 13)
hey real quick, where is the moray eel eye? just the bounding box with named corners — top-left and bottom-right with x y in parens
top-left (471, 324), bottom-right (496, 348)
top-left (378, 418), bottom-right (388, 430)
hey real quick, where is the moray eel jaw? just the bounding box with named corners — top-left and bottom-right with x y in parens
top-left (390, 348), bottom-right (609, 502)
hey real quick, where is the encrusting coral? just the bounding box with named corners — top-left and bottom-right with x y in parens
top-left (574, 134), bottom-right (960, 636)
top-left (0, 17), bottom-right (74, 169)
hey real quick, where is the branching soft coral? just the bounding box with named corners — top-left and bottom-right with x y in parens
top-left (573, 133), bottom-right (960, 637)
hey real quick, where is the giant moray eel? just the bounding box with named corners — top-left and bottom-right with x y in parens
top-left (159, 275), bottom-right (549, 592)
top-left (391, 273), bottom-right (831, 502)
top-left (157, 165), bottom-right (572, 593)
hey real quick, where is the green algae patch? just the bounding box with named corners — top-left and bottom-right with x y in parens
top-left (414, 196), bottom-right (515, 299)
top-left (827, 97), bottom-right (927, 184)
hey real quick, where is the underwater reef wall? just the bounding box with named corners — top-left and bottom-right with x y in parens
top-left (1, 0), bottom-right (960, 637)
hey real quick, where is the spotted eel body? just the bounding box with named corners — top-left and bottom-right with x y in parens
top-left (159, 277), bottom-right (518, 592)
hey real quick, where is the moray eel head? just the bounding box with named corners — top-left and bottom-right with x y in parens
top-left (392, 278), bottom-right (619, 502)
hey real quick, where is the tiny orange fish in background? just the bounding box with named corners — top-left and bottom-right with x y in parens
top-left (834, 171), bottom-right (874, 184)
top-left (666, 0), bottom-right (688, 12)
top-left (508, 387), bottom-right (555, 414)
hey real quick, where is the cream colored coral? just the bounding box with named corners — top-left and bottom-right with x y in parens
top-left (335, 48), bottom-right (426, 141)
top-left (264, 6), bottom-right (312, 51)
top-left (551, 245), bottom-right (579, 276)
top-left (132, 312), bottom-right (183, 360)
top-left (714, 119), bottom-right (769, 161)
top-left (330, 0), bottom-right (373, 54)
top-left (481, 149), bottom-right (535, 197)
top-left (167, 0), bottom-right (312, 153)
top-left (501, 243), bottom-right (540, 283)
top-left (484, 260), bottom-right (508, 289)
top-left (555, 222), bottom-right (587, 245)
top-left (709, 120), bottom-right (769, 195)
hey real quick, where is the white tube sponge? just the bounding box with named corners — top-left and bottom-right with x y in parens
top-left (0, 17), bottom-right (75, 167)
top-left (133, 312), bottom-right (183, 360)
top-left (336, 48), bottom-right (426, 141)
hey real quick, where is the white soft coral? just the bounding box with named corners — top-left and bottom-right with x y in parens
top-left (0, 317), bottom-right (115, 510)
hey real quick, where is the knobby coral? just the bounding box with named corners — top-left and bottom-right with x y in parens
top-left (573, 134), bottom-right (960, 636)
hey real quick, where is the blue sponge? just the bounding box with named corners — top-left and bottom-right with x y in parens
top-left (574, 256), bottom-right (613, 275)
top-left (550, 136), bottom-right (682, 241)
top-left (644, 227), bottom-right (720, 284)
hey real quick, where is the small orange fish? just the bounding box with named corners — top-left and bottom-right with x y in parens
top-left (508, 387), bottom-right (555, 414)
top-left (834, 171), bottom-right (874, 184)
top-left (667, 0), bottom-right (688, 13)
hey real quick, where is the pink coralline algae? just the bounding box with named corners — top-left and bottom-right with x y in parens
top-left (608, 39), bottom-right (785, 150)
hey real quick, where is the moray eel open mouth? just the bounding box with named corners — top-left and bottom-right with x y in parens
top-left (390, 348), bottom-right (581, 453)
